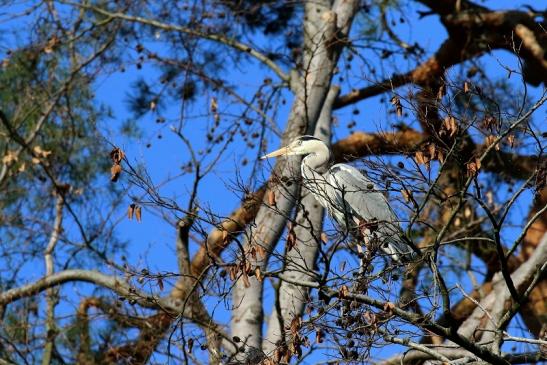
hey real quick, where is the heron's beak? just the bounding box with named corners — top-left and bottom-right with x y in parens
top-left (260, 146), bottom-right (291, 159)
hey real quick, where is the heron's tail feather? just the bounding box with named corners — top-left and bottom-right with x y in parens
top-left (376, 227), bottom-right (417, 263)
top-left (385, 239), bottom-right (418, 263)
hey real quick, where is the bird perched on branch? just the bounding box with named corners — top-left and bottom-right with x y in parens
top-left (262, 135), bottom-right (416, 263)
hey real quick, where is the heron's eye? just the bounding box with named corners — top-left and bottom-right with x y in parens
top-left (298, 140), bottom-right (303, 146)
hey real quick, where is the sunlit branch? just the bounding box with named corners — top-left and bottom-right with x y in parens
top-left (0, 269), bottom-right (159, 309)
top-left (377, 327), bottom-right (451, 363)
top-left (42, 195), bottom-right (64, 365)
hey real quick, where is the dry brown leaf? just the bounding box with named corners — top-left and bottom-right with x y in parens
top-left (157, 277), bottom-right (164, 291)
top-left (210, 97), bottom-right (218, 113)
top-left (466, 158), bottom-right (481, 177)
top-left (31, 157), bottom-right (41, 165)
top-left (111, 164), bottom-right (122, 182)
top-left (437, 84), bottom-right (445, 100)
top-left (339, 285), bottom-right (349, 299)
top-left (222, 229), bottom-right (229, 245)
top-left (135, 205), bottom-right (142, 222)
top-left (256, 244), bottom-right (266, 259)
top-left (401, 189), bottom-right (412, 203)
top-left (437, 150), bottom-right (445, 164)
top-left (290, 316), bottom-right (301, 335)
top-left (482, 116), bottom-right (500, 131)
top-left (43, 36), bottom-right (58, 54)
top-left (274, 348), bottom-right (282, 362)
top-left (316, 328), bottom-right (324, 343)
top-left (2, 150), bottom-right (17, 164)
top-left (255, 266), bottom-right (262, 282)
top-left (486, 190), bottom-right (494, 206)
top-left (443, 116), bottom-right (457, 137)
top-left (415, 151), bottom-right (431, 169)
top-left (449, 116), bottom-right (458, 136)
top-left (282, 351), bottom-right (291, 364)
top-left (242, 272), bottom-right (250, 288)
top-left (187, 338), bottom-right (194, 352)
top-left (363, 311), bottom-right (376, 324)
top-left (428, 143), bottom-right (436, 159)
top-left (128, 204), bottom-right (135, 220)
top-left (110, 147), bottom-right (125, 164)
top-left (276, 346), bottom-right (286, 363)
top-left (390, 96), bottom-right (403, 117)
top-left (383, 301), bottom-right (396, 314)
top-left (415, 151), bottom-right (426, 165)
top-left (507, 134), bottom-right (516, 148)
top-left (229, 266), bottom-right (237, 281)
top-left (464, 206), bottom-right (472, 218)
top-left (466, 162), bottom-right (477, 177)
top-left (286, 228), bottom-right (297, 251)
top-left (33, 146), bottom-right (52, 158)
top-left (484, 135), bottom-right (499, 150)
top-left (464, 80), bottom-right (471, 93)
top-left (17, 162), bottom-right (26, 173)
top-left (289, 342), bottom-right (297, 356)
top-left (320, 232), bottom-right (328, 244)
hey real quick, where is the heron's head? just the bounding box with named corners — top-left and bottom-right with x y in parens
top-left (260, 136), bottom-right (328, 159)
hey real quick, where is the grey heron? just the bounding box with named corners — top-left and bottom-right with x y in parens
top-left (261, 135), bottom-right (415, 263)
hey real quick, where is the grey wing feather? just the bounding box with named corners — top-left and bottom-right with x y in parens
top-left (327, 164), bottom-right (414, 261)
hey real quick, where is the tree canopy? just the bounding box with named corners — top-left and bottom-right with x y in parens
top-left (0, 1), bottom-right (546, 364)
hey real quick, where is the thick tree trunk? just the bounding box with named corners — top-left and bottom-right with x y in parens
top-left (518, 188), bottom-right (547, 335)
top-left (230, 0), bottom-right (359, 359)
top-left (458, 232), bottom-right (547, 341)
top-left (262, 86), bottom-right (338, 355)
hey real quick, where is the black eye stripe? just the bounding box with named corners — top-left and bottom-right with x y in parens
top-left (299, 135), bottom-right (320, 142)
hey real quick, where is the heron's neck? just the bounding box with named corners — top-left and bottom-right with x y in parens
top-left (302, 145), bottom-right (331, 173)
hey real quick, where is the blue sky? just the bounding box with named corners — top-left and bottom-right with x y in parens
top-left (89, 0), bottom-right (544, 282)
top-left (1, 0), bottom-right (545, 363)
top-left (91, 1), bottom-right (544, 362)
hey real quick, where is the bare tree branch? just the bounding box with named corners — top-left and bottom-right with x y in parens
top-left (60, 1), bottom-right (290, 82)
top-left (0, 269), bottom-right (159, 309)
top-left (42, 195), bottom-right (64, 365)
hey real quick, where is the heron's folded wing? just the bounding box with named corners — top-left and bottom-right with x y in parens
top-left (327, 164), bottom-right (414, 261)
top-left (327, 164), bottom-right (395, 223)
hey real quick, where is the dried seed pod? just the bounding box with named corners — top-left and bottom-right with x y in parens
top-left (111, 164), bottom-right (122, 182)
